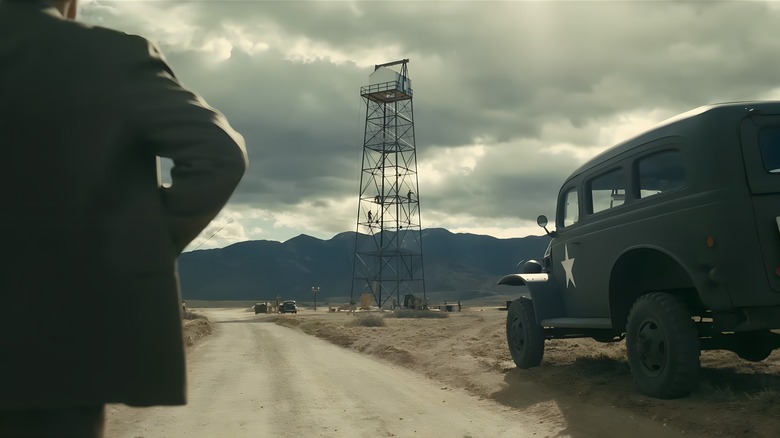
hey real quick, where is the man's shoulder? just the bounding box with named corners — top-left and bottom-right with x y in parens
top-left (0, 1), bottom-right (154, 55)
top-left (64, 20), bottom-right (157, 61)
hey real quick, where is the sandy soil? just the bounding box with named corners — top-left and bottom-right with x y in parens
top-left (271, 307), bottom-right (780, 437)
top-left (113, 309), bottom-right (560, 438)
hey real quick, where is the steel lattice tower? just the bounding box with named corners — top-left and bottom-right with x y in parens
top-left (351, 59), bottom-right (426, 308)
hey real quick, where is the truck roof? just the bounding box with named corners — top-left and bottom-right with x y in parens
top-left (567, 101), bottom-right (780, 180)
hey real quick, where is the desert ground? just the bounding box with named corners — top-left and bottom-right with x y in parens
top-left (237, 305), bottom-right (780, 437)
top-left (114, 308), bottom-right (558, 437)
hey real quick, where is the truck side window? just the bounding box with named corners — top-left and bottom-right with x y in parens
top-left (563, 188), bottom-right (579, 226)
top-left (638, 150), bottom-right (685, 198)
top-left (589, 168), bottom-right (626, 214)
top-left (758, 127), bottom-right (780, 173)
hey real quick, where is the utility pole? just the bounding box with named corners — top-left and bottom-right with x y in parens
top-left (312, 286), bottom-right (320, 311)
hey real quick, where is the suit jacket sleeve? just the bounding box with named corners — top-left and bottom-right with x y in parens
top-left (123, 37), bottom-right (248, 253)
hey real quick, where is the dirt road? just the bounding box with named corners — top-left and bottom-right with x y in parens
top-left (105, 308), bottom-right (549, 437)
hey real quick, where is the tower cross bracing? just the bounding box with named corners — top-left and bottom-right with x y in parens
top-left (351, 59), bottom-right (426, 308)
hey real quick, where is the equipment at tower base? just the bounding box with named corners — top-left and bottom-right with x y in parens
top-left (350, 59), bottom-right (426, 309)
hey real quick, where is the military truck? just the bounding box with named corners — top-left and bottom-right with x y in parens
top-left (500, 102), bottom-right (780, 398)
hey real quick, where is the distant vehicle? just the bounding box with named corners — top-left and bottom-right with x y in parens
top-left (254, 302), bottom-right (269, 314)
top-left (500, 102), bottom-right (780, 399)
top-left (280, 301), bottom-right (298, 314)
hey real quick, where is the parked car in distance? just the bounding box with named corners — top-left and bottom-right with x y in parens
top-left (254, 302), bottom-right (269, 314)
top-left (280, 301), bottom-right (298, 314)
top-left (500, 101), bottom-right (780, 399)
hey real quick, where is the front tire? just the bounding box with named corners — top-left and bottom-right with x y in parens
top-left (626, 292), bottom-right (700, 398)
top-left (506, 298), bottom-right (545, 368)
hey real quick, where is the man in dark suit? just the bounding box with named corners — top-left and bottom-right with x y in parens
top-left (0, 0), bottom-right (248, 435)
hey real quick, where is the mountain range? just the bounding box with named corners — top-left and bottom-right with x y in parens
top-left (178, 228), bottom-right (550, 304)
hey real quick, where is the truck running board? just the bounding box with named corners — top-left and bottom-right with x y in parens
top-left (540, 317), bottom-right (612, 329)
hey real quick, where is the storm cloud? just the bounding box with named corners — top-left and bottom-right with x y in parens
top-left (79, 0), bottom-right (780, 248)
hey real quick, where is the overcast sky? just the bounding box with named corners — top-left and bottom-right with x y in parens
top-left (79, 0), bottom-right (780, 250)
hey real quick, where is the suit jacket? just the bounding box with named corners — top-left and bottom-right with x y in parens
top-left (0, 0), bottom-right (247, 408)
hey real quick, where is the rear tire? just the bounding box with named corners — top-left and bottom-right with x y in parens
top-left (626, 292), bottom-right (700, 398)
top-left (506, 298), bottom-right (545, 368)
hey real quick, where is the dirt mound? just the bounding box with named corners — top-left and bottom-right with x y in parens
top-left (183, 314), bottom-right (213, 347)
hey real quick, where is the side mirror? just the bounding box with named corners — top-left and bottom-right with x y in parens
top-left (537, 215), bottom-right (555, 236)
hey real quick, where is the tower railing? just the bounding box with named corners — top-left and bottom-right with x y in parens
top-left (360, 80), bottom-right (413, 103)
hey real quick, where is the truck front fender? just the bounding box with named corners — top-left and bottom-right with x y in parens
top-left (498, 273), bottom-right (564, 321)
top-left (497, 273), bottom-right (549, 286)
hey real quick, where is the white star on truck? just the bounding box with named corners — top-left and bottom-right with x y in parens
top-left (561, 245), bottom-right (576, 288)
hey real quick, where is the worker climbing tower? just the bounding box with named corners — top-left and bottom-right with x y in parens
top-left (351, 59), bottom-right (426, 308)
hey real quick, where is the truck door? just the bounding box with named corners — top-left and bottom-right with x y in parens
top-left (739, 114), bottom-right (780, 292)
top-left (559, 167), bottom-right (627, 318)
top-left (551, 184), bottom-right (594, 318)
